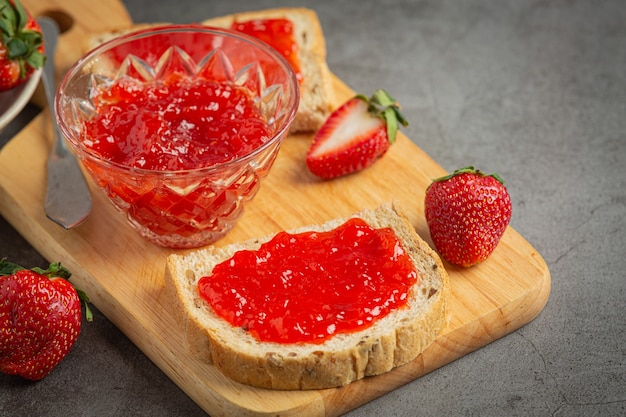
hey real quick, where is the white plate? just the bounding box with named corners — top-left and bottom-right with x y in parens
top-left (0, 68), bottom-right (43, 132)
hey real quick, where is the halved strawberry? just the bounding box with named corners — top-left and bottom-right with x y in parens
top-left (306, 89), bottom-right (408, 179)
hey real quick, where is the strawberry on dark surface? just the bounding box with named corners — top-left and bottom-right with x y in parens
top-left (0, 260), bottom-right (91, 381)
top-left (424, 166), bottom-right (513, 267)
top-left (0, 0), bottom-right (45, 92)
top-left (306, 89), bottom-right (408, 179)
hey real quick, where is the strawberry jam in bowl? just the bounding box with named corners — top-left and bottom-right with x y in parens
top-left (56, 26), bottom-right (299, 248)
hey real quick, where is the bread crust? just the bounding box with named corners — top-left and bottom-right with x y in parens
top-left (164, 203), bottom-right (450, 390)
top-left (83, 8), bottom-right (335, 133)
top-left (201, 8), bottom-right (334, 133)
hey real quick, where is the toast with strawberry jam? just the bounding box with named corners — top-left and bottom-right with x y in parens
top-left (201, 8), bottom-right (334, 133)
top-left (83, 8), bottom-right (335, 133)
top-left (164, 203), bottom-right (450, 390)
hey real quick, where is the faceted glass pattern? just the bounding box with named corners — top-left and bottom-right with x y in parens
top-left (56, 26), bottom-right (299, 248)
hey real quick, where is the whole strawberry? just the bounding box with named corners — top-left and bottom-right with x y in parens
top-left (0, 0), bottom-right (45, 91)
top-left (0, 260), bottom-right (91, 380)
top-left (306, 89), bottom-right (408, 179)
top-left (424, 166), bottom-right (512, 267)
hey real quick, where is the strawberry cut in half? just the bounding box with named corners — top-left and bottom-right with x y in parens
top-left (306, 89), bottom-right (408, 179)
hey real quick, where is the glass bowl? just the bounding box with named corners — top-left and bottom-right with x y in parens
top-left (56, 25), bottom-right (299, 248)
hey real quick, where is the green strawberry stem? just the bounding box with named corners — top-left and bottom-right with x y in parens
top-left (0, 258), bottom-right (93, 322)
top-left (431, 166), bottom-right (506, 185)
top-left (75, 288), bottom-right (93, 322)
top-left (355, 89), bottom-right (409, 144)
top-left (0, 0), bottom-right (46, 77)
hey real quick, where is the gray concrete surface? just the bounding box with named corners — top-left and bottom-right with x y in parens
top-left (1, 0), bottom-right (625, 416)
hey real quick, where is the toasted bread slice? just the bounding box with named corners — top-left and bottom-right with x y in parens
top-left (164, 203), bottom-right (450, 390)
top-left (83, 8), bottom-right (335, 133)
top-left (201, 8), bottom-right (334, 133)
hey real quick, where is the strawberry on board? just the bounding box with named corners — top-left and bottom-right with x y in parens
top-left (0, 0), bottom-right (45, 92)
top-left (424, 166), bottom-right (513, 267)
top-left (0, 259), bottom-right (91, 380)
top-left (306, 89), bottom-right (408, 179)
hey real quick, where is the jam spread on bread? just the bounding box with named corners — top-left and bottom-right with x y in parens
top-left (231, 18), bottom-right (303, 83)
top-left (198, 218), bottom-right (418, 344)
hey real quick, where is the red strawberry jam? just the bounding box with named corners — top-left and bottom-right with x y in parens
top-left (198, 218), bottom-right (418, 344)
top-left (231, 18), bottom-right (302, 83)
top-left (84, 73), bottom-right (270, 170)
top-left (79, 72), bottom-right (272, 245)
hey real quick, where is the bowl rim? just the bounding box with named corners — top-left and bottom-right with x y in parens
top-left (55, 24), bottom-right (300, 175)
top-left (0, 68), bottom-right (43, 132)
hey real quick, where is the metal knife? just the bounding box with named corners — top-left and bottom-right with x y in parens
top-left (39, 17), bottom-right (92, 229)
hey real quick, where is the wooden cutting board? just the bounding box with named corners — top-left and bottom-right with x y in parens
top-left (1, 1), bottom-right (550, 416)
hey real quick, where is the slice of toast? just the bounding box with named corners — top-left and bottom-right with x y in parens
top-left (83, 8), bottom-right (335, 133)
top-left (164, 203), bottom-right (450, 390)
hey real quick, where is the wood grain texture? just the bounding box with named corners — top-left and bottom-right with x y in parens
top-left (1, 1), bottom-right (550, 415)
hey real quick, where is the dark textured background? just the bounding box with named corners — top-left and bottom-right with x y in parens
top-left (1, 1), bottom-right (625, 416)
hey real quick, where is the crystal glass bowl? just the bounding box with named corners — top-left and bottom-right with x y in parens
top-left (56, 25), bottom-right (299, 248)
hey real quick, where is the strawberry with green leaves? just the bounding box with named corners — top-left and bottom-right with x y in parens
top-left (0, 0), bottom-right (45, 91)
top-left (306, 89), bottom-right (408, 179)
top-left (424, 166), bottom-right (512, 267)
top-left (0, 260), bottom-right (91, 380)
